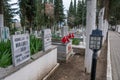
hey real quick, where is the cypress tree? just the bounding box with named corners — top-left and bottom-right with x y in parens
top-left (54, 0), bottom-right (64, 24)
top-left (67, 0), bottom-right (75, 28)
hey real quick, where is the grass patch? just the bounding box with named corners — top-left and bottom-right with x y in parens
top-left (0, 40), bottom-right (12, 68)
top-left (30, 35), bottom-right (42, 55)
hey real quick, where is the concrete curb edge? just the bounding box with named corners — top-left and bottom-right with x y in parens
top-left (43, 63), bottom-right (59, 80)
top-left (107, 32), bottom-right (112, 80)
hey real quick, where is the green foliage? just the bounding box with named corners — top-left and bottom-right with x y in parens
top-left (72, 38), bottom-right (80, 45)
top-left (109, 0), bottom-right (120, 24)
top-left (0, 40), bottom-right (12, 68)
top-left (67, 0), bottom-right (75, 28)
top-left (30, 35), bottom-right (42, 55)
top-left (68, 0), bottom-right (86, 28)
top-left (52, 33), bottom-right (61, 41)
top-left (2, 0), bottom-right (15, 27)
top-left (54, 0), bottom-right (65, 23)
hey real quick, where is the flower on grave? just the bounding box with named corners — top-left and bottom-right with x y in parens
top-left (68, 33), bottom-right (72, 38)
top-left (66, 35), bottom-right (70, 42)
top-left (61, 36), bottom-right (70, 44)
top-left (71, 33), bottom-right (74, 38)
top-left (68, 33), bottom-right (74, 39)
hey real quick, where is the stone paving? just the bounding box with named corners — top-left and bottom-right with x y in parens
top-left (109, 31), bottom-right (120, 80)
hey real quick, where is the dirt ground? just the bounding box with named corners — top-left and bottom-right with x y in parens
top-left (47, 42), bottom-right (107, 80)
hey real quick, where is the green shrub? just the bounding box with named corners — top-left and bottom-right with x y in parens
top-left (72, 38), bottom-right (80, 45)
top-left (30, 35), bottom-right (42, 55)
top-left (52, 33), bottom-right (61, 41)
top-left (0, 40), bottom-right (12, 67)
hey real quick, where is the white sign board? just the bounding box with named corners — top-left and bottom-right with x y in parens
top-left (11, 34), bottom-right (30, 66)
top-left (42, 29), bottom-right (52, 51)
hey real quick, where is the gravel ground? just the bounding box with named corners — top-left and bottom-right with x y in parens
top-left (47, 41), bottom-right (107, 80)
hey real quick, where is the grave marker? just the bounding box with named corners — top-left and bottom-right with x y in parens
top-left (0, 27), bottom-right (10, 41)
top-left (42, 29), bottom-right (52, 51)
top-left (11, 34), bottom-right (30, 66)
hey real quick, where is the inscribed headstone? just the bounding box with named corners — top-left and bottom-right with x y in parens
top-left (11, 34), bottom-right (30, 66)
top-left (42, 29), bottom-right (52, 51)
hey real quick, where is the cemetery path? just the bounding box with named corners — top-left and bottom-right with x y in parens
top-left (45, 41), bottom-right (107, 80)
top-left (109, 31), bottom-right (120, 80)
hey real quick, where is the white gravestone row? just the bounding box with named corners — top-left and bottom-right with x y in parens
top-left (42, 29), bottom-right (52, 51)
top-left (11, 34), bottom-right (30, 66)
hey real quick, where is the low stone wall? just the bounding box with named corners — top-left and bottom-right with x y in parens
top-left (1, 46), bottom-right (58, 80)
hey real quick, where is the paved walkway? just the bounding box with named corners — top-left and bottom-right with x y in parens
top-left (109, 31), bottom-right (120, 80)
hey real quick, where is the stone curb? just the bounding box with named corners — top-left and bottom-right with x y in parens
top-left (107, 32), bottom-right (112, 80)
top-left (43, 63), bottom-right (60, 80)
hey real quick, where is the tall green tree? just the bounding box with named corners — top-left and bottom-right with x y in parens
top-left (4, 0), bottom-right (14, 27)
top-left (54, 0), bottom-right (64, 25)
top-left (74, 0), bottom-right (77, 15)
top-left (25, 0), bottom-right (36, 28)
top-left (0, 0), bottom-right (3, 14)
top-left (98, 0), bottom-right (120, 24)
top-left (76, 0), bottom-right (82, 25)
top-left (0, 0), bottom-right (4, 27)
top-left (19, 0), bottom-right (44, 30)
top-left (18, 0), bottom-right (27, 27)
top-left (76, 0), bottom-right (86, 26)
top-left (67, 0), bottom-right (75, 28)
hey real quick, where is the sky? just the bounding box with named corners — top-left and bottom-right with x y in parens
top-left (9, 0), bottom-right (79, 21)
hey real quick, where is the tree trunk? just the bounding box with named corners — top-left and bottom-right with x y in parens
top-left (0, 0), bottom-right (4, 27)
top-left (104, 0), bottom-right (110, 20)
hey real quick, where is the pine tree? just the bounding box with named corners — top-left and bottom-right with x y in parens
top-left (54, 0), bottom-right (64, 25)
top-left (49, 0), bottom-right (54, 3)
top-left (0, 0), bottom-right (3, 14)
top-left (76, 0), bottom-right (86, 26)
top-left (4, 0), bottom-right (14, 27)
top-left (0, 0), bottom-right (4, 27)
top-left (19, 0), bottom-right (40, 30)
top-left (67, 0), bottom-right (75, 28)
top-left (74, 0), bottom-right (76, 15)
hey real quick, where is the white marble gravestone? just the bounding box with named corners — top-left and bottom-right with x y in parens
top-left (0, 27), bottom-right (10, 41)
top-left (11, 34), bottom-right (30, 66)
top-left (42, 29), bottom-right (52, 51)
